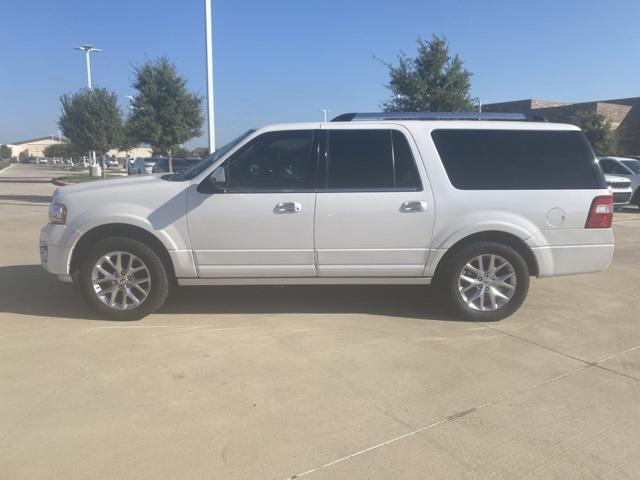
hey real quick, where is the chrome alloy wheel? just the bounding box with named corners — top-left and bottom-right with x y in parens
top-left (458, 254), bottom-right (517, 311)
top-left (92, 251), bottom-right (151, 311)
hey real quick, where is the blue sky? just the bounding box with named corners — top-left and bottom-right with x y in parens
top-left (2, 0), bottom-right (639, 148)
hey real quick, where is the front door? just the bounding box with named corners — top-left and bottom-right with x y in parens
top-left (314, 127), bottom-right (435, 277)
top-left (187, 128), bottom-right (319, 277)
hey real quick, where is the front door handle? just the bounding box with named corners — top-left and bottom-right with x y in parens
top-left (400, 201), bottom-right (427, 213)
top-left (274, 202), bottom-right (302, 214)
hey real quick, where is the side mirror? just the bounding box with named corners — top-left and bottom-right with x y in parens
top-left (210, 166), bottom-right (227, 191)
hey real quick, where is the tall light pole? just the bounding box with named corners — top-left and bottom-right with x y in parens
top-left (73, 44), bottom-right (101, 90)
top-left (74, 44), bottom-right (101, 172)
top-left (204, 0), bottom-right (216, 153)
top-left (320, 108), bottom-right (332, 122)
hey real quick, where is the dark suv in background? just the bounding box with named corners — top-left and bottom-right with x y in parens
top-left (151, 158), bottom-right (200, 175)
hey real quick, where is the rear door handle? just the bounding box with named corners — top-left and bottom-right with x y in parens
top-left (274, 202), bottom-right (302, 214)
top-left (400, 201), bottom-right (427, 213)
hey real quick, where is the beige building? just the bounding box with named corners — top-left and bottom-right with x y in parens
top-left (5, 136), bottom-right (152, 159)
top-left (107, 146), bottom-right (153, 159)
top-left (7, 136), bottom-right (62, 158)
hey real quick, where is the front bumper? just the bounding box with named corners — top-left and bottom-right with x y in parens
top-left (39, 224), bottom-right (78, 280)
top-left (612, 190), bottom-right (632, 206)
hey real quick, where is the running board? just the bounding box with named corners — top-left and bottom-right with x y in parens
top-left (177, 277), bottom-right (432, 286)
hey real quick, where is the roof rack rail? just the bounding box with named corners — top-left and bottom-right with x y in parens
top-left (331, 112), bottom-right (548, 122)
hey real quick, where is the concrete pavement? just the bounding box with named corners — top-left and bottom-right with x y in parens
top-left (1, 163), bottom-right (639, 479)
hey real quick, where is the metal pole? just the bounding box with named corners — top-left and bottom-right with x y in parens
top-left (320, 109), bottom-right (332, 122)
top-left (204, 0), bottom-right (216, 153)
top-left (86, 50), bottom-right (92, 89)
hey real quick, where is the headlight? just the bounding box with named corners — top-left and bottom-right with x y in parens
top-left (48, 202), bottom-right (67, 225)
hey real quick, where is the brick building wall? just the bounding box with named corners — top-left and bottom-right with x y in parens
top-left (483, 97), bottom-right (640, 156)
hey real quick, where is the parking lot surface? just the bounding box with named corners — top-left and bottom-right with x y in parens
top-left (1, 163), bottom-right (639, 479)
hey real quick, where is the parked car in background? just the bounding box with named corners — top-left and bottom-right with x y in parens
top-left (41, 112), bottom-right (615, 321)
top-left (38, 158), bottom-right (48, 165)
top-left (107, 158), bottom-right (119, 168)
top-left (128, 158), bottom-right (144, 175)
top-left (128, 158), bottom-right (157, 175)
top-left (598, 156), bottom-right (640, 207)
top-left (151, 157), bottom-right (200, 175)
top-left (604, 174), bottom-right (632, 208)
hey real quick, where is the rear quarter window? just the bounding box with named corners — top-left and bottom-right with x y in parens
top-left (431, 129), bottom-right (604, 190)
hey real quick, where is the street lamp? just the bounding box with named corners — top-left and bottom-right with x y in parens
top-left (73, 44), bottom-right (102, 90)
top-left (125, 95), bottom-right (135, 112)
top-left (320, 108), bottom-right (333, 122)
top-left (204, 0), bottom-right (216, 153)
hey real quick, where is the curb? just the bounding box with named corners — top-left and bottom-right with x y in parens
top-left (52, 177), bottom-right (69, 186)
top-left (0, 163), bottom-right (15, 175)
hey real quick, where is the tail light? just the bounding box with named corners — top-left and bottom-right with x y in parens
top-left (585, 195), bottom-right (613, 228)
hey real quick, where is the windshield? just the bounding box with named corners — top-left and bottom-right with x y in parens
top-left (168, 129), bottom-right (255, 181)
top-left (621, 159), bottom-right (640, 174)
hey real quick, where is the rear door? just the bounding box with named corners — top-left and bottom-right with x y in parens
top-left (314, 126), bottom-right (435, 277)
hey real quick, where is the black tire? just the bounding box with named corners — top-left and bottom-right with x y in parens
top-left (436, 241), bottom-right (530, 322)
top-left (79, 237), bottom-right (170, 320)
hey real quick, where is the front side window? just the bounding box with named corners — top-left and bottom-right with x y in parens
top-left (431, 129), bottom-right (603, 190)
top-left (324, 129), bottom-right (421, 190)
top-left (225, 130), bottom-right (315, 191)
top-left (174, 129), bottom-right (255, 181)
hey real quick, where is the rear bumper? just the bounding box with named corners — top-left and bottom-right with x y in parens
top-left (531, 243), bottom-right (614, 277)
top-left (526, 228), bottom-right (614, 277)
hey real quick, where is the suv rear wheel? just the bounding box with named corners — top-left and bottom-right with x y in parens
top-left (79, 237), bottom-right (170, 320)
top-left (438, 241), bottom-right (530, 321)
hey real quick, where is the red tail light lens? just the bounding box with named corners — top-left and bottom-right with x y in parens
top-left (585, 195), bottom-right (613, 228)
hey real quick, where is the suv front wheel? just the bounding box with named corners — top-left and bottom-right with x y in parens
top-left (438, 241), bottom-right (530, 321)
top-left (79, 237), bottom-right (170, 320)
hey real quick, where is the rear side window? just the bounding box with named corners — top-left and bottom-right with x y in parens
top-left (325, 130), bottom-right (421, 190)
top-left (431, 129), bottom-right (603, 190)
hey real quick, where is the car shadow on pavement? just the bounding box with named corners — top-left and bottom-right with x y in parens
top-left (0, 265), bottom-right (95, 320)
top-left (0, 265), bottom-right (462, 322)
top-left (164, 284), bottom-right (460, 321)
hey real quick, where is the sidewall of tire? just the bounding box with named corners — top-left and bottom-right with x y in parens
top-left (438, 241), bottom-right (530, 322)
top-left (79, 237), bottom-right (169, 320)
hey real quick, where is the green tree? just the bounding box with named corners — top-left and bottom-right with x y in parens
top-left (43, 143), bottom-right (76, 159)
top-left (58, 88), bottom-right (123, 156)
top-left (571, 110), bottom-right (617, 156)
top-left (381, 35), bottom-right (475, 112)
top-left (119, 120), bottom-right (139, 157)
top-left (0, 144), bottom-right (11, 159)
top-left (127, 57), bottom-right (203, 171)
top-left (152, 145), bottom-right (191, 158)
top-left (191, 147), bottom-right (209, 159)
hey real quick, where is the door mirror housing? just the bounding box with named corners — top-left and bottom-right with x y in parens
top-left (210, 166), bottom-right (227, 191)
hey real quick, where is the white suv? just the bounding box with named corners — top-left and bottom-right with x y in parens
top-left (40, 112), bottom-right (614, 321)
